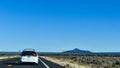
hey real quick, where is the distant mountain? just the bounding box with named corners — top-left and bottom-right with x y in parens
top-left (0, 52), bottom-right (20, 55)
top-left (62, 48), bottom-right (92, 54)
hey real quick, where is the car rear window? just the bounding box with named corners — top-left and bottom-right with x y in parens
top-left (21, 51), bottom-right (37, 55)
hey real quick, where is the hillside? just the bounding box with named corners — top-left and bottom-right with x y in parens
top-left (62, 48), bottom-right (92, 54)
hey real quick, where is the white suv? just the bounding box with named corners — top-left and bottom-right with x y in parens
top-left (20, 49), bottom-right (39, 65)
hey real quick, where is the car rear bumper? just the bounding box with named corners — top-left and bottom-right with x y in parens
top-left (20, 58), bottom-right (38, 64)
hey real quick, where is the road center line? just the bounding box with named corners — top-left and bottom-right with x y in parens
top-left (39, 58), bottom-right (50, 68)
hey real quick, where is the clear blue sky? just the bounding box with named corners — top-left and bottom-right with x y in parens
top-left (0, 0), bottom-right (120, 52)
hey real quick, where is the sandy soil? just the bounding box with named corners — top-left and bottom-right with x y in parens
top-left (40, 56), bottom-right (91, 68)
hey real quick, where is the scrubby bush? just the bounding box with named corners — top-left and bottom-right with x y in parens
top-left (47, 55), bottom-right (120, 68)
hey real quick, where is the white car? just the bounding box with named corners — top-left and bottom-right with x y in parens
top-left (20, 49), bottom-right (39, 65)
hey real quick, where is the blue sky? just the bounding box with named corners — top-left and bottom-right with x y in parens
top-left (0, 0), bottom-right (120, 52)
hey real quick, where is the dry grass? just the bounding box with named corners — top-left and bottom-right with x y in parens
top-left (40, 55), bottom-right (120, 68)
top-left (40, 56), bottom-right (91, 68)
top-left (0, 55), bottom-right (19, 60)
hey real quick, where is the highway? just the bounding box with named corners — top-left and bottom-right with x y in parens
top-left (0, 57), bottom-right (64, 68)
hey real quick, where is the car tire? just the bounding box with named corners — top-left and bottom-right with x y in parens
top-left (34, 62), bottom-right (38, 65)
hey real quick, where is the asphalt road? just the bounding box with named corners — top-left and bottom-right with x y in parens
top-left (0, 57), bottom-right (64, 68)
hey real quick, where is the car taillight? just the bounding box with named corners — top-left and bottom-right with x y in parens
top-left (33, 53), bottom-right (37, 57)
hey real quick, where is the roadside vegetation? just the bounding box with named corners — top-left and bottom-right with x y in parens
top-left (0, 54), bottom-right (19, 60)
top-left (41, 54), bottom-right (120, 68)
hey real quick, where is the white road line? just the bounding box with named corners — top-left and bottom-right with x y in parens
top-left (39, 58), bottom-right (50, 68)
